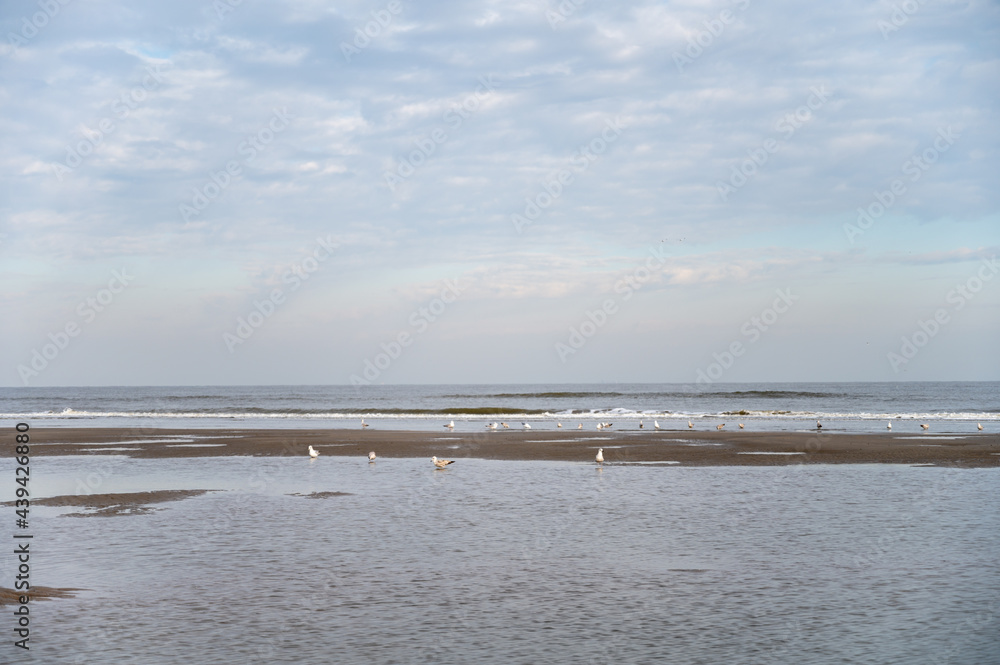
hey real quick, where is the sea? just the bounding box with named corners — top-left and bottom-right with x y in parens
top-left (2, 382), bottom-right (998, 664)
top-left (1, 381), bottom-right (998, 433)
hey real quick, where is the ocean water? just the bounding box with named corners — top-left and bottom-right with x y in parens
top-left (1, 382), bottom-right (997, 433)
top-left (2, 456), bottom-right (998, 664)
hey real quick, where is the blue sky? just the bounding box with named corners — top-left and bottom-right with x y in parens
top-left (1, 0), bottom-right (998, 386)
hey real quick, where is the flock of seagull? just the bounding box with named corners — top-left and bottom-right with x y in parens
top-left (306, 419), bottom-right (986, 468)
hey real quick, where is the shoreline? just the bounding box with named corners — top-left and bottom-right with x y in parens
top-left (23, 427), bottom-right (1000, 467)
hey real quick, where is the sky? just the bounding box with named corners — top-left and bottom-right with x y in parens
top-left (1, 0), bottom-right (998, 387)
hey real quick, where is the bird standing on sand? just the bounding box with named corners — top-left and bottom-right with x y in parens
top-left (557, 422), bottom-right (562, 428)
top-left (522, 422), bottom-right (531, 430)
top-left (368, 451), bottom-right (376, 462)
top-left (921, 424), bottom-right (930, 431)
top-left (501, 422), bottom-right (509, 429)
top-left (445, 420), bottom-right (455, 430)
top-left (655, 421), bottom-right (661, 430)
top-left (578, 423), bottom-right (583, 430)
top-left (887, 422), bottom-right (892, 430)
top-left (717, 424), bottom-right (725, 430)
top-left (739, 423), bottom-right (745, 429)
top-left (639, 420), bottom-right (644, 429)
top-left (816, 421), bottom-right (823, 429)
top-left (361, 419), bottom-right (369, 428)
top-left (595, 448), bottom-right (604, 464)
top-left (978, 423), bottom-right (983, 431)
top-left (486, 422), bottom-right (498, 430)
top-left (688, 421), bottom-right (693, 429)
top-left (308, 445), bottom-right (319, 458)
top-left (431, 456), bottom-right (455, 468)
top-left (597, 423), bottom-right (604, 431)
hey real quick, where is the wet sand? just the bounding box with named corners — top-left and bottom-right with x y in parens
top-left (4, 489), bottom-right (217, 517)
top-left (24, 427), bottom-right (1000, 467)
top-left (0, 587), bottom-right (83, 606)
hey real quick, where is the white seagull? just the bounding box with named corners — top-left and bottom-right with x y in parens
top-left (368, 451), bottom-right (376, 462)
top-left (597, 423), bottom-right (604, 431)
top-left (557, 422), bottom-right (562, 428)
top-left (501, 422), bottom-right (510, 429)
top-left (816, 421), bottom-right (823, 429)
top-left (431, 456), bottom-right (455, 468)
top-left (361, 419), bottom-right (369, 428)
top-left (444, 420), bottom-right (455, 430)
top-left (522, 422), bottom-right (531, 430)
top-left (486, 422), bottom-right (498, 430)
top-left (887, 422), bottom-right (892, 430)
top-left (717, 423), bottom-right (725, 431)
top-left (578, 423), bottom-right (583, 430)
top-left (921, 424), bottom-right (930, 431)
top-left (308, 445), bottom-right (320, 459)
top-left (654, 421), bottom-right (661, 430)
top-left (978, 423), bottom-right (983, 431)
top-left (738, 423), bottom-right (745, 429)
top-left (639, 420), bottom-right (644, 429)
top-left (688, 421), bottom-right (693, 429)
top-left (595, 448), bottom-right (604, 464)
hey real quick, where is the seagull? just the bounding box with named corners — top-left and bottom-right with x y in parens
top-left (597, 423), bottom-right (604, 430)
top-left (368, 451), bottom-right (376, 462)
top-left (595, 448), bottom-right (604, 464)
top-left (557, 422), bottom-right (562, 428)
top-left (921, 424), bottom-right (929, 431)
top-left (522, 422), bottom-right (531, 430)
top-left (361, 419), bottom-right (369, 428)
top-left (431, 456), bottom-right (455, 468)
top-left (486, 422), bottom-right (498, 430)
top-left (308, 445), bottom-right (319, 458)
top-left (501, 422), bottom-right (509, 429)
top-left (578, 423), bottom-right (583, 429)
top-left (444, 421), bottom-right (455, 430)
top-left (978, 423), bottom-right (983, 431)
top-left (717, 424), bottom-right (725, 431)
top-left (887, 422), bottom-right (892, 430)
top-left (688, 421), bottom-right (693, 429)
top-left (816, 421), bottom-right (823, 430)
top-left (639, 420), bottom-right (644, 429)
top-left (654, 421), bottom-right (661, 430)
top-left (738, 423), bottom-right (745, 429)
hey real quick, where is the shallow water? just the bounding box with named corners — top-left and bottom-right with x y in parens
top-left (3, 457), bottom-right (998, 664)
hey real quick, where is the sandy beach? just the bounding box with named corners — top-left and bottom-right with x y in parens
top-left (25, 427), bottom-right (1000, 467)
